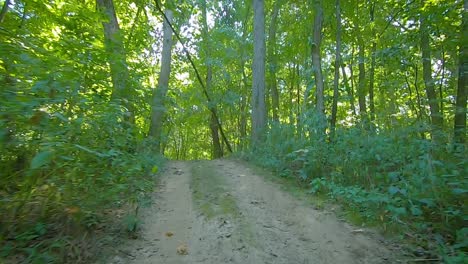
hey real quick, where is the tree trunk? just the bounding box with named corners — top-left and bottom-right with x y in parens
top-left (311, 0), bottom-right (325, 134)
top-left (369, 2), bottom-right (376, 122)
top-left (420, 3), bottom-right (443, 142)
top-left (0, 0), bottom-right (10, 23)
top-left (251, 0), bottom-right (267, 144)
top-left (268, 0), bottom-right (281, 122)
top-left (96, 0), bottom-right (130, 100)
top-left (330, 0), bottom-right (342, 138)
top-left (201, 0), bottom-right (222, 158)
top-left (355, 2), bottom-right (367, 123)
top-left (358, 41), bottom-right (367, 119)
top-left (454, 0), bottom-right (467, 147)
top-left (238, 6), bottom-right (251, 151)
top-left (289, 63), bottom-right (295, 125)
top-left (149, 9), bottom-right (173, 153)
top-left (207, 74), bottom-right (222, 158)
top-left (341, 63), bottom-right (357, 116)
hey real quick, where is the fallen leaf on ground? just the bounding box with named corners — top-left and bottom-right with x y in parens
top-left (177, 244), bottom-right (188, 255)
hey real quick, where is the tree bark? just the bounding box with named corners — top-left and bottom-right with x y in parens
top-left (355, 2), bottom-right (367, 123)
top-left (201, 0), bottom-right (222, 158)
top-left (252, 0), bottom-right (267, 144)
top-left (268, 0), bottom-right (281, 122)
top-left (341, 63), bottom-right (357, 116)
top-left (149, 9), bottom-right (173, 153)
top-left (369, 2), bottom-right (376, 122)
top-left (96, 0), bottom-right (130, 101)
top-left (358, 41), bottom-right (367, 119)
top-left (420, 2), bottom-right (443, 142)
top-left (311, 0), bottom-right (325, 134)
top-left (238, 5), bottom-right (251, 151)
top-left (330, 0), bottom-right (342, 138)
top-left (0, 0), bottom-right (10, 23)
top-left (454, 0), bottom-right (467, 147)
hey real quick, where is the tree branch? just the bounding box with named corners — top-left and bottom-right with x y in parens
top-left (153, 0), bottom-right (233, 153)
top-left (0, 0), bottom-right (11, 23)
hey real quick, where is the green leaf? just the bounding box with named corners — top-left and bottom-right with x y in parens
top-left (388, 186), bottom-right (400, 195)
top-left (74, 144), bottom-right (107, 158)
top-left (410, 206), bottom-right (423, 216)
top-left (452, 188), bottom-right (467, 195)
top-left (53, 112), bottom-right (68, 122)
top-left (151, 165), bottom-right (159, 174)
top-left (34, 223), bottom-right (47, 236)
top-left (31, 151), bottom-right (53, 170)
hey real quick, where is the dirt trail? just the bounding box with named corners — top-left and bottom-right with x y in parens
top-left (108, 160), bottom-right (398, 264)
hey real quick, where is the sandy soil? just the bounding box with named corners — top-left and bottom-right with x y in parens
top-left (106, 160), bottom-right (400, 264)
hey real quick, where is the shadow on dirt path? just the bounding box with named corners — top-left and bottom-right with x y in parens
top-left (107, 160), bottom-right (400, 264)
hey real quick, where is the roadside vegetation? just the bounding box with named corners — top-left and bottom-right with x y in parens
top-left (245, 121), bottom-right (466, 263)
top-left (1, 0), bottom-right (466, 263)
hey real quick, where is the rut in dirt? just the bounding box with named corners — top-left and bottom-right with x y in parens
top-left (109, 160), bottom-right (399, 264)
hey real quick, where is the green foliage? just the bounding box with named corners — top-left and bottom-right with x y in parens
top-left (247, 120), bottom-right (467, 260)
top-left (0, 0), bottom-right (163, 262)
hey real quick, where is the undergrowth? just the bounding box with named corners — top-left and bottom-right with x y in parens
top-left (245, 121), bottom-right (467, 263)
top-left (0, 102), bottom-right (163, 263)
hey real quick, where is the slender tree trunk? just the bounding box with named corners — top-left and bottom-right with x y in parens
top-left (330, 0), bottom-right (342, 138)
top-left (413, 65), bottom-right (424, 117)
top-left (355, 2), bottom-right (367, 123)
top-left (420, 3), bottom-right (443, 142)
top-left (454, 0), bottom-right (467, 147)
top-left (296, 63), bottom-right (301, 128)
top-left (268, 0), bottom-right (281, 122)
top-left (96, 0), bottom-right (130, 100)
top-left (289, 63), bottom-right (295, 125)
top-left (149, 9), bottom-right (173, 153)
top-left (350, 45), bottom-right (357, 105)
top-left (238, 6), bottom-right (250, 151)
top-left (201, 0), bottom-right (222, 158)
top-left (207, 71), bottom-right (223, 158)
top-left (358, 41), bottom-right (367, 119)
top-left (311, 0), bottom-right (325, 134)
top-left (252, 0), bottom-right (267, 144)
top-left (240, 62), bottom-right (249, 150)
top-left (0, 0), bottom-right (10, 23)
top-left (369, 2), bottom-right (376, 122)
top-left (439, 50), bottom-right (446, 114)
top-left (413, 64), bottom-right (428, 139)
top-left (341, 64), bottom-right (357, 116)
top-left (405, 73), bottom-right (421, 120)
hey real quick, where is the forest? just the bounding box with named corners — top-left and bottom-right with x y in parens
top-left (0, 0), bottom-right (466, 263)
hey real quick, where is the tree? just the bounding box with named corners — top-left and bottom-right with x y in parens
top-left (330, 0), bottom-right (342, 138)
top-left (267, 0), bottom-right (282, 122)
top-left (149, 9), bottom-right (174, 154)
top-left (453, 0), bottom-right (467, 147)
top-left (357, 35), bottom-right (367, 122)
top-left (96, 0), bottom-right (130, 101)
top-left (201, 0), bottom-right (223, 158)
top-left (251, 0), bottom-right (266, 144)
top-left (0, 0), bottom-right (10, 23)
top-left (311, 0), bottom-right (325, 134)
top-left (420, 0), bottom-right (443, 142)
top-left (368, 1), bottom-right (376, 122)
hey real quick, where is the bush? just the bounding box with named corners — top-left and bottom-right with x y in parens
top-left (0, 99), bottom-right (161, 263)
top-left (246, 120), bottom-right (467, 261)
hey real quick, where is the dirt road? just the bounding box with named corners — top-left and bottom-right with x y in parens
top-left (108, 160), bottom-right (398, 264)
